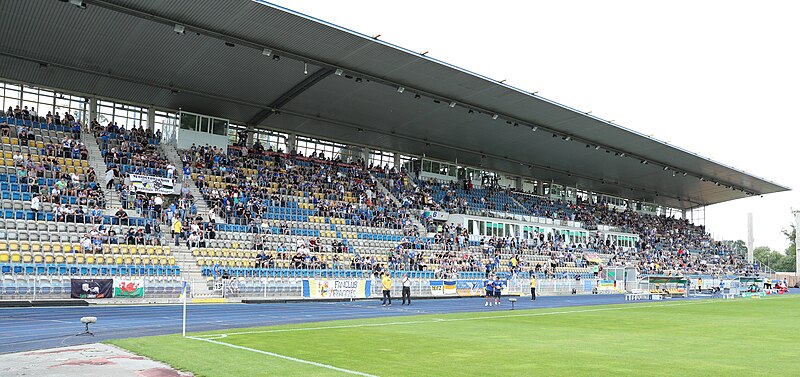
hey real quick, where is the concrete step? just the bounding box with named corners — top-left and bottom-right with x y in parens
top-left (374, 176), bottom-right (427, 235)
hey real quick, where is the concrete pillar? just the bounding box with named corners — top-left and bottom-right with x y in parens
top-left (246, 125), bottom-right (255, 148)
top-left (747, 213), bottom-right (754, 263)
top-left (362, 146), bottom-right (371, 166)
top-left (88, 97), bottom-right (98, 123)
top-left (515, 177), bottom-right (523, 191)
top-left (287, 132), bottom-right (296, 152)
top-left (393, 152), bottom-right (401, 170)
top-left (536, 181), bottom-right (544, 195)
top-left (147, 107), bottom-right (155, 131)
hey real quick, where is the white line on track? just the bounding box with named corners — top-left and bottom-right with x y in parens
top-left (185, 336), bottom-right (379, 377)
top-left (198, 300), bottom-right (714, 338)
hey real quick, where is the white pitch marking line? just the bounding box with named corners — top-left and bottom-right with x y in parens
top-left (196, 300), bottom-right (713, 338)
top-left (185, 336), bottom-right (379, 377)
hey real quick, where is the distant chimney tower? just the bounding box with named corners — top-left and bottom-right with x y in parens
top-left (747, 213), bottom-right (754, 263)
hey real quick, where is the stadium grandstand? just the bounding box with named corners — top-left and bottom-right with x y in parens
top-left (0, 0), bottom-right (790, 301)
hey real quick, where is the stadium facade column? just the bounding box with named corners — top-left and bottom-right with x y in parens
top-left (515, 177), bottom-right (523, 191)
top-left (147, 107), bottom-right (155, 131)
top-left (393, 153), bottom-right (401, 170)
top-left (246, 125), bottom-right (255, 148)
top-left (287, 132), bottom-right (296, 152)
top-left (88, 97), bottom-right (98, 123)
top-left (362, 147), bottom-right (371, 165)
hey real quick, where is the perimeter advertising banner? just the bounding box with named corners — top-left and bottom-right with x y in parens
top-left (130, 173), bottom-right (175, 194)
top-left (429, 280), bottom-right (445, 296)
top-left (597, 280), bottom-right (617, 292)
top-left (456, 280), bottom-right (485, 297)
top-left (302, 279), bottom-right (371, 299)
top-left (70, 279), bottom-right (113, 299)
top-left (114, 278), bottom-right (144, 298)
top-left (429, 280), bottom-right (458, 296)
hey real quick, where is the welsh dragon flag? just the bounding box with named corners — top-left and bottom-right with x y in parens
top-left (114, 279), bottom-right (144, 298)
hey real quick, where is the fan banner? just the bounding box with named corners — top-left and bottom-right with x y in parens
top-left (70, 279), bottom-right (113, 299)
top-left (130, 173), bottom-right (174, 194)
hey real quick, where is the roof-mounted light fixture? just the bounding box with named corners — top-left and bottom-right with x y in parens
top-left (69, 0), bottom-right (86, 9)
top-left (492, 114), bottom-right (499, 120)
top-left (397, 86), bottom-right (405, 93)
top-left (449, 101), bottom-right (456, 108)
top-left (262, 48), bottom-right (272, 56)
top-left (173, 24), bottom-right (185, 35)
top-left (334, 68), bottom-right (343, 76)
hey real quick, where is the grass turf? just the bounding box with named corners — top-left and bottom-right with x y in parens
top-left (109, 295), bottom-right (800, 376)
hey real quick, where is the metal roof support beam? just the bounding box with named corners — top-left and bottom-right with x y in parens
top-left (247, 67), bottom-right (333, 125)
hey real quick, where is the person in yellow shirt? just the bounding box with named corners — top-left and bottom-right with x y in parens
top-left (172, 217), bottom-right (182, 247)
top-left (530, 275), bottom-right (537, 301)
top-left (381, 272), bottom-right (392, 306)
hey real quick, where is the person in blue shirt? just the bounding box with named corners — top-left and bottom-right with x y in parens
top-left (485, 277), bottom-right (495, 307)
top-left (494, 276), bottom-right (503, 306)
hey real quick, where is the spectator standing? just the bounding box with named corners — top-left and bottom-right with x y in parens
top-left (106, 167), bottom-right (115, 189)
top-left (401, 273), bottom-right (411, 305)
top-left (172, 217), bottom-right (182, 247)
top-left (530, 275), bottom-right (537, 301)
top-left (485, 277), bottom-right (495, 307)
top-left (381, 272), bottom-right (392, 307)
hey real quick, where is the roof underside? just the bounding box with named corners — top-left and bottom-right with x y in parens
top-left (0, 0), bottom-right (788, 209)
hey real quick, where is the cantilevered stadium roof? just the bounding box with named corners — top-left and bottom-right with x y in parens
top-left (0, 0), bottom-right (789, 209)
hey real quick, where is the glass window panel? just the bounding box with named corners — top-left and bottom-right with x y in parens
top-left (180, 113), bottom-right (198, 130)
top-left (212, 119), bottom-right (227, 135)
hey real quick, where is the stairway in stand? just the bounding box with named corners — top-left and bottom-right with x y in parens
top-left (170, 236), bottom-right (219, 298)
top-left (373, 175), bottom-right (428, 236)
top-left (160, 143), bottom-right (219, 223)
top-left (82, 129), bottom-right (121, 210)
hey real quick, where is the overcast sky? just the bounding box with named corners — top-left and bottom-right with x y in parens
top-left (267, 0), bottom-right (800, 252)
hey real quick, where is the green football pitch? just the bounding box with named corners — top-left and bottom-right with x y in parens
top-left (110, 295), bottom-right (799, 376)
